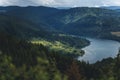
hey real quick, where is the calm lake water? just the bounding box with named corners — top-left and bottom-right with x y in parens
top-left (78, 38), bottom-right (120, 63)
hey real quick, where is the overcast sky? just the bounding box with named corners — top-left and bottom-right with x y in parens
top-left (0, 0), bottom-right (120, 7)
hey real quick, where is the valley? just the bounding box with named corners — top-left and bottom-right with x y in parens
top-left (0, 6), bottom-right (120, 80)
top-left (0, 6), bottom-right (120, 40)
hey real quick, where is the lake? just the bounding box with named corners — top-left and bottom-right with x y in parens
top-left (78, 38), bottom-right (120, 63)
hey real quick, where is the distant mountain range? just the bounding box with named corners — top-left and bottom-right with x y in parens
top-left (56, 7), bottom-right (71, 9)
top-left (101, 6), bottom-right (120, 10)
top-left (0, 6), bottom-right (120, 39)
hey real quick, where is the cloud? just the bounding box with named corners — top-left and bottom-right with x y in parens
top-left (104, 0), bottom-right (120, 6)
top-left (0, 0), bottom-right (120, 7)
top-left (34, 0), bottom-right (61, 6)
top-left (0, 0), bottom-right (13, 5)
top-left (0, 0), bottom-right (32, 6)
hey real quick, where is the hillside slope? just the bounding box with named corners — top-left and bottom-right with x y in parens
top-left (1, 6), bottom-right (120, 39)
top-left (0, 14), bottom-right (49, 39)
top-left (47, 7), bottom-right (120, 38)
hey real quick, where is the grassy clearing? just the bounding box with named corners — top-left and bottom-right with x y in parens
top-left (31, 40), bottom-right (84, 56)
top-left (111, 32), bottom-right (120, 37)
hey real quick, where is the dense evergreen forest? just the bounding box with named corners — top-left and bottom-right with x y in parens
top-left (0, 33), bottom-right (120, 80)
top-left (0, 6), bottom-right (120, 80)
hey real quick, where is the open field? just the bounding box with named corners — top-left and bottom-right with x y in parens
top-left (111, 32), bottom-right (120, 37)
top-left (31, 40), bottom-right (84, 56)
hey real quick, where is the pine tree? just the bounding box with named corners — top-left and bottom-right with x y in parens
top-left (66, 60), bottom-right (81, 80)
top-left (114, 48), bottom-right (120, 80)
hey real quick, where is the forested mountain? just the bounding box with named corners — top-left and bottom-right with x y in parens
top-left (47, 7), bottom-right (120, 38)
top-left (0, 6), bottom-right (61, 31)
top-left (0, 6), bottom-right (120, 80)
top-left (0, 33), bottom-right (120, 80)
top-left (0, 14), bottom-right (50, 39)
top-left (0, 33), bottom-right (70, 80)
top-left (101, 6), bottom-right (120, 10)
top-left (1, 6), bottom-right (120, 39)
top-left (0, 6), bottom-right (91, 58)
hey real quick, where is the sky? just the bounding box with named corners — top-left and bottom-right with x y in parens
top-left (0, 0), bottom-right (120, 7)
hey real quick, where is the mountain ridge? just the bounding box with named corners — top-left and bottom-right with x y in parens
top-left (0, 6), bottom-right (120, 40)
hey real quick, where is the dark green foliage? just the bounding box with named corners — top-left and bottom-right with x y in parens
top-left (0, 33), bottom-right (69, 80)
top-left (114, 50), bottom-right (120, 80)
top-left (0, 31), bottom-right (120, 80)
top-left (48, 34), bottom-right (90, 48)
top-left (0, 6), bottom-right (61, 31)
top-left (0, 33), bottom-right (40, 66)
top-left (0, 6), bottom-right (120, 80)
top-left (0, 14), bottom-right (50, 39)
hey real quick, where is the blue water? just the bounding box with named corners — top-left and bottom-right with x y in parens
top-left (78, 38), bottom-right (120, 63)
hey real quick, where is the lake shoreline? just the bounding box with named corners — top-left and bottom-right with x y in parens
top-left (77, 37), bottom-right (120, 63)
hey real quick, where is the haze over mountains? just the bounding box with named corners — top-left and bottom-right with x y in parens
top-left (101, 6), bottom-right (120, 10)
